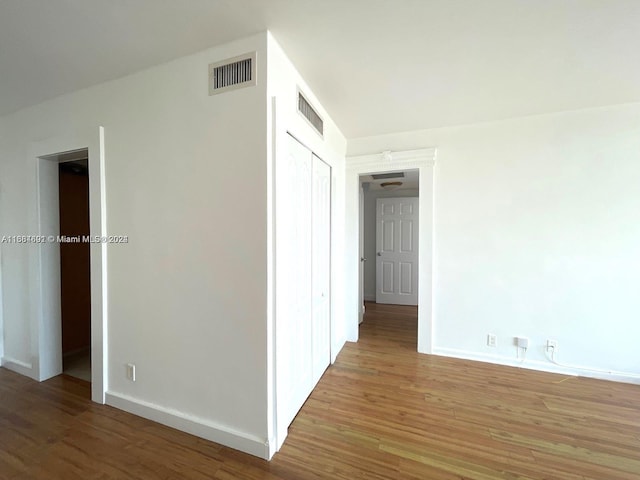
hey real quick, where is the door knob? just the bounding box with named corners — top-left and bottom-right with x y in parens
top-left (377, 252), bottom-right (382, 256)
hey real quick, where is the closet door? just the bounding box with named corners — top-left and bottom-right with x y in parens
top-left (277, 134), bottom-right (313, 430)
top-left (276, 134), bottom-right (332, 441)
top-left (311, 154), bottom-right (331, 384)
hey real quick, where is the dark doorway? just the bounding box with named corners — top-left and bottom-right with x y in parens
top-left (59, 159), bottom-right (91, 382)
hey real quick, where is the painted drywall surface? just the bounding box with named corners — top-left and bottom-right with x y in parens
top-left (0, 33), bottom-right (271, 445)
top-left (266, 33), bottom-right (347, 452)
top-left (348, 103), bottom-right (640, 379)
top-left (0, 124), bottom-right (32, 367)
top-left (362, 188), bottom-right (419, 301)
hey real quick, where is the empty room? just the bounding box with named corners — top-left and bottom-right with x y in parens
top-left (0, 1), bottom-right (639, 479)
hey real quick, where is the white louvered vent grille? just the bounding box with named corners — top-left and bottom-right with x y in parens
top-left (371, 172), bottom-right (405, 180)
top-left (213, 58), bottom-right (252, 88)
top-left (209, 52), bottom-right (256, 95)
top-left (298, 92), bottom-right (324, 136)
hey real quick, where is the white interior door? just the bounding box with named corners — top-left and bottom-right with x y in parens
top-left (312, 154), bottom-right (331, 384)
top-left (276, 134), bottom-right (331, 441)
top-left (375, 197), bottom-right (419, 305)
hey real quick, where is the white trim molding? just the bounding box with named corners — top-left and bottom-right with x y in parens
top-left (433, 347), bottom-right (640, 385)
top-left (348, 148), bottom-right (436, 170)
top-left (345, 147), bottom-right (437, 353)
top-left (0, 247), bottom-right (3, 363)
top-left (106, 391), bottom-right (270, 459)
top-left (1, 357), bottom-right (33, 377)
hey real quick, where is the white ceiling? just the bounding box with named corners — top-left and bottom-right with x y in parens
top-left (2, 1), bottom-right (640, 138)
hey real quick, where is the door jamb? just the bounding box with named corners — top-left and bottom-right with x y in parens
top-left (358, 183), bottom-right (365, 324)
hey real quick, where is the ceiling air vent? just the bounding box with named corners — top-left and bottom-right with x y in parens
top-left (209, 52), bottom-right (256, 95)
top-left (371, 172), bottom-right (405, 180)
top-left (297, 90), bottom-right (324, 137)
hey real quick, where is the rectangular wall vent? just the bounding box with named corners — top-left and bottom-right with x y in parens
top-left (209, 52), bottom-right (256, 95)
top-left (297, 91), bottom-right (324, 137)
top-left (371, 172), bottom-right (405, 180)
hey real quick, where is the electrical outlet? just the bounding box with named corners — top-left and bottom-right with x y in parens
top-left (515, 337), bottom-right (529, 349)
top-left (487, 334), bottom-right (497, 347)
top-left (546, 339), bottom-right (558, 352)
top-left (126, 363), bottom-right (136, 382)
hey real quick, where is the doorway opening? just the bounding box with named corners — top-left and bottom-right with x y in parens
top-left (32, 126), bottom-right (106, 403)
top-left (346, 147), bottom-right (435, 353)
top-left (58, 155), bottom-right (91, 382)
top-left (359, 170), bottom-right (419, 346)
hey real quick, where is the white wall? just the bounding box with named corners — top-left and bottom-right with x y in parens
top-left (0, 114), bottom-right (32, 369)
top-left (362, 188), bottom-right (419, 301)
top-left (266, 33), bottom-right (347, 455)
top-left (348, 103), bottom-right (640, 383)
top-left (0, 33), bottom-right (272, 456)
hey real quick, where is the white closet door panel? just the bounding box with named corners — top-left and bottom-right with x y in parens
top-left (312, 154), bottom-right (331, 385)
top-left (276, 134), bottom-right (332, 441)
top-left (277, 135), bottom-right (313, 429)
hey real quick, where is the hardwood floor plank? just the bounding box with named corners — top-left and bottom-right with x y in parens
top-left (1, 301), bottom-right (639, 479)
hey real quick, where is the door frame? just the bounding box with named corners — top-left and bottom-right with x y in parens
top-left (0, 247), bottom-right (3, 363)
top-left (358, 183), bottom-right (365, 324)
top-left (28, 126), bottom-right (108, 403)
top-left (346, 149), bottom-right (436, 353)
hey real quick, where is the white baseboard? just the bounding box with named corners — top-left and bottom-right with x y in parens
top-left (105, 391), bottom-right (269, 459)
top-left (1, 357), bottom-right (34, 378)
top-left (433, 347), bottom-right (640, 385)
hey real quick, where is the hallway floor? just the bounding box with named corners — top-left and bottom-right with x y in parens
top-left (63, 349), bottom-right (91, 382)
